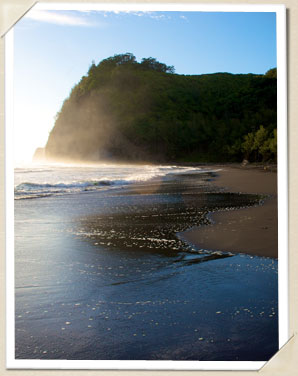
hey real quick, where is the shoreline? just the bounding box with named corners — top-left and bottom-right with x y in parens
top-left (180, 165), bottom-right (278, 259)
top-left (14, 163), bottom-right (279, 360)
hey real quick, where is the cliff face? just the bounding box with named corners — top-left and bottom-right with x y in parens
top-left (45, 54), bottom-right (277, 163)
top-left (33, 147), bottom-right (45, 162)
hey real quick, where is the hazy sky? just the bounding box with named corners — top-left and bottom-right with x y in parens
top-left (13, 6), bottom-right (277, 163)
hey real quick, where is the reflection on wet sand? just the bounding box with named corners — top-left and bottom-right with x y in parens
top-left (15, 170), bottom-right (278, 361)
top-left (77, 172), bottom-right (262, 265)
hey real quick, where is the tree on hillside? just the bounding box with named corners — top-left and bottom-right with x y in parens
top-left (259, 128), bottom-right (277, 161)
top-left (241, 125), bottom-right (277, 162)
top-left (242, 132), bottom-right (255, 160)
top-left (265, 68), bottom-right (277, 78)
top-left (140, 57), bottom-right (175, 73)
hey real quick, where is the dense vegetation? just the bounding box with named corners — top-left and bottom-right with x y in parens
top-left (45, 53), bottom-right (277, 163)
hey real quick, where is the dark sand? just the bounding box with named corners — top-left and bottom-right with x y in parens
top-left (14, 168), bottom-right (278, 360)
top-left (181, 166), bottom-right (278, 258)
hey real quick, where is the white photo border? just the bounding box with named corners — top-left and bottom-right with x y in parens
top-left (5, 2), bottom-right (288, 371)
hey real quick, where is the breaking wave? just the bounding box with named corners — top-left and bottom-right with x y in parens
top-left (14, 163), bottom-right (218, 200)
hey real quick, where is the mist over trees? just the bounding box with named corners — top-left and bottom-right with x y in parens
top-left (45, 54), bottom-right (277, 163)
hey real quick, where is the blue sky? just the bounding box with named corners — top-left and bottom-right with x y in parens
top-left (13, 8), bottom-right (276, 163)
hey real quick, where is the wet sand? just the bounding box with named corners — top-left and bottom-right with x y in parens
top-left (181, 166), bottom-right (278, 258)
top-left (14, 169), bottom-right (278, 360)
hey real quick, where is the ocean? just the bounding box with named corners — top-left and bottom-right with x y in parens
top-left (14, 163), bottom-right (278, 361)
top-left (14, 162), bottom-right (209, 200)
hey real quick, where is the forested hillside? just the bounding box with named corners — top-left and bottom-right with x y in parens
top-left (45, 53), bottom-right (277, 163)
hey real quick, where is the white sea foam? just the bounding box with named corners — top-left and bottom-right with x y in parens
top-left (14, 162), bottom-right (212, 199)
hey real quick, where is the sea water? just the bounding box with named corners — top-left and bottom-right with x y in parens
top-left (14, 162), bottom-right (208, 200)
top-left (13, 163), bottom-right (278, 361)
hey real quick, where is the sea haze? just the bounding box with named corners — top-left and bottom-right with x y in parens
top-left (14, 164), bottom-right (278, 360)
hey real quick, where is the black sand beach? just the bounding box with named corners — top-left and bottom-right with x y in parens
top-left (15, 168), bottom-right (278, 361)
top-left (182, 166), bottom-right (278, 258)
